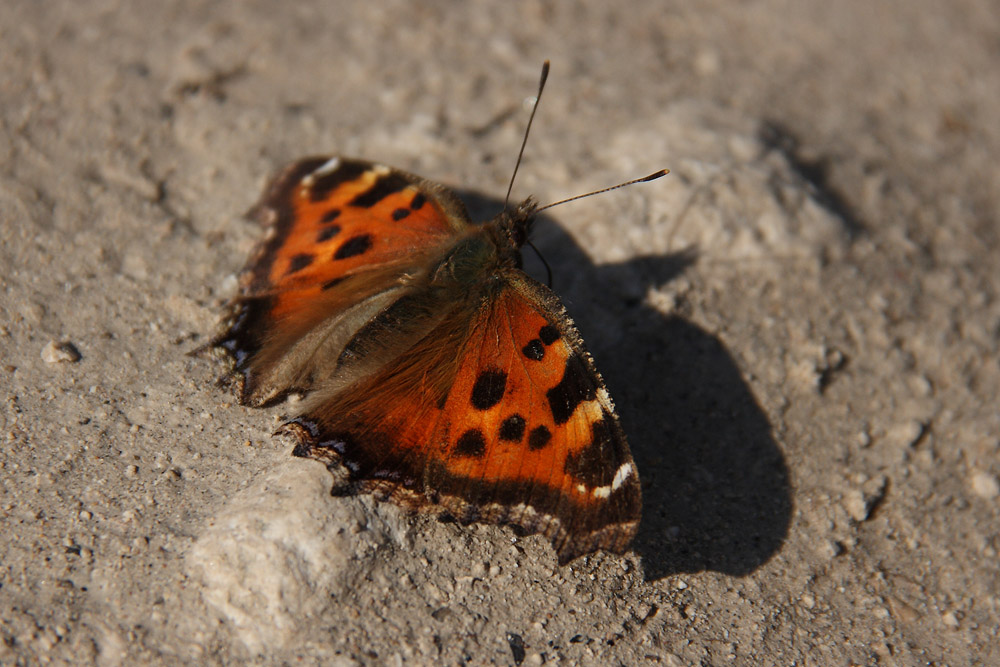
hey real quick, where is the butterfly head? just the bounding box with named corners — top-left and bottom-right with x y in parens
top-left (494, 196), bottom-right (539, 251)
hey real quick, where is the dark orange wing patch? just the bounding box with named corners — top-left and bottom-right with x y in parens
top-left (247, 159), bottom-right (466, 290)
top-left (287, 276), bottom-right (641, 564)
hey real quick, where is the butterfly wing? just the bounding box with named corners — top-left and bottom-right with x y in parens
top-left (287, 270), bottom-right (641, 564)
top-left (213, 157), bottom-right (473, 406)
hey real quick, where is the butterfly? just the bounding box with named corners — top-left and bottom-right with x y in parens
top-left (208, 63), bottom-right (666, 564)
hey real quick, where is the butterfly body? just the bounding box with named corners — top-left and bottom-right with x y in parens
top-left (212, 156), bottom-right (641, 563)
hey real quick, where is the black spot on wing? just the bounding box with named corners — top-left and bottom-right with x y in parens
top-left (285, 253), bottom-right (314, 275)
top-left (454, 429), bottom-right (487, 458)
top-left (334, 234), bottom-right (373, 260)
top-left (528, 425), bottom-right (552, 450)
top-left (317, 224), bottom-right (341, 242)
top-left (539, 325), bottom-right (560, 345)
top-left (471, 369), bottom-right (507, 410)
top-left (310, 161), bottom-right (368, 202)
top-left (321, 209), bottom-right (342, 223)
top-left (392, 207), bottom-right (411, 221)
top-left (499, 415), bottom-right (526, 442)
top-left (522, 339), bottom-right (545, 361)
top-left (410, 192), bottom-right (426, 210)
top-left (546, 355), bottom-right (597, 425)
top-left (348, 173), bottom-right (409, 208)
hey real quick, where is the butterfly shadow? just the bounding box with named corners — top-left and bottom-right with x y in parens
top-left (462, 191), bottom-right (793, 582)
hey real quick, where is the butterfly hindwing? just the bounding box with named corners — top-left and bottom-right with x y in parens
top-left (287, 271), bottom-right (640, 564)
top-left (429, 275), bottom-right (641, 562)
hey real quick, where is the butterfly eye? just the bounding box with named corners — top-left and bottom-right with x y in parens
top-left (510, 226), bottom-right (526, 248)
top-left (500, 204), bottom-right (535, 250)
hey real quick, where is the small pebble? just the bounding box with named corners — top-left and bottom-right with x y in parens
top-left (817, 539), bottom-right (841, 560)
top-left (969, 471), bottom-right (999, 499)
top-left (844, 476), bottom-right (887, 522)
top-left (41, 340), bottom-right (82, 363)
top-left (844, 490), bottom-right (869, 521)
top-left (885, 420), bottom-right (924, 448)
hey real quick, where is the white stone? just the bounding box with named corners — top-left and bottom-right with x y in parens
top-left (186, 459), bottom-right (403, 652)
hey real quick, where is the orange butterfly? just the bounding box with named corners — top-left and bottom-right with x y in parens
top-left (209, 64), bottom-right (666, 563)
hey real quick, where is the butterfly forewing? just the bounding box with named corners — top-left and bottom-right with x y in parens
top-left (215, 157), bottom-right (473, 406)
top-left (242, 156), bottom-right (472, 295)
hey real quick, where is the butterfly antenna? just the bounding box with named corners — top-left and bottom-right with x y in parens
top-left (537, 169), bottom-right (670, 213)
top-left (526, 239), bottom-right (554, 287)
top-left (504, 60), bottom-right (550, 211)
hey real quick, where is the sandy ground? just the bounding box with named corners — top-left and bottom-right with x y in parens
top-left (2, 1), bottom-right (999, 664)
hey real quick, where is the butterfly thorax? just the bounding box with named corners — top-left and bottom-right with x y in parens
top-left (430, 197), bottom-right (538, 288)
